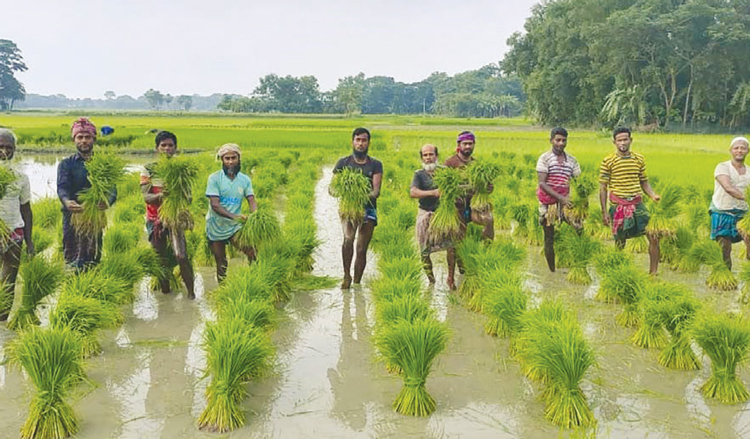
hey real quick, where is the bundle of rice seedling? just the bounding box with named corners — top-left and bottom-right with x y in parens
top-left (63, 269), bottom-right (131, 307)
top-left (102, 222), bottom-right (141, 255)
top-left (584, 207), bottom-right (612, 240)
top-left (559, 231), bottom-right (600, 285)
top-left (482, 268), bottom-right (527, 339)
top-left (598, 264), bottom-right (648, 326)
top-left (668, 226), bottom-right (699, 273)
top-left (466, 161), bottom-right (501, 213)
top-left (376, 318), bottom-right (450, 417)
top-left (427, 167), bottom-right (464, 247)
top-left (330, 167), bottom-right (371, 223)
top-left (562, 175), bottom-right (595, 229)
top-left (212, 265), bottom-right (274, 303)
top-left (625, 235), bottom-right (648, 253)
top-left (378, 256), bottom-right (423, 285)
top-left (456, 232), bottom-right (483, 300)
top-left (98, 251), bottom-right (145, 294)
top-left (690, 240), bottom-right (737, 290)
top-left (738, 188), bottom-right (750, 239)
top-left (5, 326), bottom-right (84, 439)
top-left (655, 292), bottom-right (701, 370)
top-left (377, 294), bottom-right (432, 325)
top-left (152, 155), bottom-right (199, 230)
top-left (517, 300), bottom-right (570, 382)
top-left (0, 164), bottom-right (16, 246)
top-left (31, 197), bottom-right (62, 230)
top-left (371, 276), bottom-right (422, 303)
top-left (593, 250), bottom-right (633, 303)
top-left (631, 282), bottom-right (680, 349)
top-left (215, 297), bottom-right (275, 331)
top-left (7, 256), bottom-right (64, 330)
top-left (684, 202), bottom-right (710, 238)
top-left (234, 203), bottom-right (282, 252)
top-left (693, 312), bottom-right (750, 403)
top-left (198, 318), bottom-right (274, 432)
top-left (49, 291), bottom-right (121, 357)
top-left (113, 194), bottom-right (145, 224)
top-left (72, 151), bottom-right (126, 236)
top-left (251, 251), bottom-right (295, 303)
top-left (646, 184), bottom-right (681, 239)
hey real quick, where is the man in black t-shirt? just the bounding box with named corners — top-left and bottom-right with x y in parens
top-left (332, 127), bottom-right (383, 289)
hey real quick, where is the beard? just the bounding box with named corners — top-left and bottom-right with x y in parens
top-left (353, 147), bottom-right (368, 159)
top-left (223, 161), bottom-right (241, 176)
top-left (422, 162), bottom-right (437, 172)
top-left (459, 148), bottom-right (473, 158)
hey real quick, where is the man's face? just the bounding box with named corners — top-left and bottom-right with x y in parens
top-left (74, 132), bottom-right (95, 154)
top-left (352, 133), bottom-right (370, 156)
top-left (0, 138), bottom-right (15, 161)
top-left (458, 140), bottom-right (475, 157)
top-left (613, 133), bottom-right (631, 154)
top-left (157, 138), bottom-right (177, 157)
top-left (421, 146), bottom-right (437, 165)
top-left (221, 152), bottom-right (240, 175)
top-left (551, 134), bottom-right (567, 155)
top-left (731, 141), bottom-right (749, 161)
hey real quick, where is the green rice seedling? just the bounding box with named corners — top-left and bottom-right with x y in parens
top-left (330, 167), bottom-right (371, 223)
top-left (0, 166), bottom-right (15, 245)
top-left (103, 222), bottom-right (141, 255)
top-left (625, 235), bottom-right (648, 253)
top-left (376, 318), bottom-right (450, 417)
top-left (216, 297), bottom-right (275, 331)
top-left (251, 250), bottom-right (295, 303)
top-left (113, 194), bottom-right (145, 224)
top-left (281, 220), bottom-right (319, 274)
top-left (377, 294), bottom-right (432, 326)
top-left (49, 291), bottom-right (121, 357)
top-left (117, 171), bottom-right (141, 198)
top-left (456, 233), bottom-right (483, 300)
top-left (371, 276), bottom-right (422, 304)
top-left (690, 240), bottom-right (737, 290)
top-left (378, 256), bottom-right (423, 286)
top-left (7, 256), bottom-right (64, 330)
top-left (740, 262), bottom-right (750, 304)
top-left (131, 244), bottom-right (167, 283)
top-left (655, 292), bottom-right (701, 370)
top-left (593, 249), bottom-right (633, 303)
top-left (98, 251), bottom-right (145, 293)
top-left (63, 269), bottom-right (131, 307)
top-left (584, 207), bottom-right (612, 240)
top-left (631, 282), bottom-right (681, 349)
top-left (5, 326), bottom-right (84, 439)
top-left (693, 312), bottom-right (750, 403)
top-left (511, 203), bottom-right (532, 240)
top-left (234, 203), bottom-right (282, 252)
top-left (199, 318), bottom-right (274, 432)
top-left (646, 184), bottom-right (682, 239)
top-left (738, 189), bottom-right (750, 239)
top-left (72, 151), bottom-right (126, 236)
top-left (186, 225), bottom-right (215, 267)
top-left (562, 175), bottom-right (595, 229)
top-left (516, 300), bottom-right (571, 383)
top-left (559, 231), bottom-right (600, 285)
top-left (598, 264), bottom-right (648, 326)
top-left (153, 155), bottom-right (199, 230)
top-left (467, 161), bottom-right (501, 213)
top-left (21, 228), bottom-right (57, 264)
top-left (212, 265), bottom-right (274, 303)
top-left (667, 225), bottom-right (699, 272)
top-left (426, 167), bottom-right (464, 247)
top-left (31, 197), bottom-right (62, 230)
top-left (482, 268), bottom-right (526, 339)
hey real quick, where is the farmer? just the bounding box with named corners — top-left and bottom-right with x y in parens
top-left (537, 127), bottom-right (582, 272)
top-left (444, 130), bottom-right (494, 290)
top-left (332, 127), bottom-right (383, 289)
top-left (709, 136), bottom-right (750, 269)
top-left (141, 131), bottom-right (195, 299)
top-left (410, 144), bottom-right (447, 284)
top-left (599, 127), bottom-right (661, 274)
top-left (205, 143), bottom-right (257, 283)
top-left (57, 117), bottom-right (117, 270)
top-left (0, 129), bottom-right (33, 321)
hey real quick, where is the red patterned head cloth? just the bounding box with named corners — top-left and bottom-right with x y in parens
top-left (71, 117), bottom-right (97, 138)
top-left (456, 131), bottom-right (475, 144)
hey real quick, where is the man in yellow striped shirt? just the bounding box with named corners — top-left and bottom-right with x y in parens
top-left (599, 127), bottom-right (661, 274)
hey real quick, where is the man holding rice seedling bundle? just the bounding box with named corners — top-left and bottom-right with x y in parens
top-left (331, 127), bottom-right (383, 289)
top-left (710, 136), bottom-right (750, 270)
top-left (141, 130), bottom-right (196, 299)
top-left (536, 127), bottom-right (582, 272)
top-left (0, 128), bottom-right (33, 322)
top-left (57, 117), bottom-right (117, 270)
top-left (599, 127), bottom-right (661, 274)
top-left (205, 143), bottom-right (257, 283)
top-left (444, 130), bottom-right (494, 290)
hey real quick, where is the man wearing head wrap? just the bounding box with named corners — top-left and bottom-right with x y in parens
top-left (205, 143), bottom-right (257, 283)
top-left (709, 136), bottom-right (750, 269)
top-left (331, 127), bottom-right (383, 289)
top-left (443, 131), bottom-right (494, 290)
top-left (57, 117), bottom-right (117, 270)
top-left (0, 129), bottom-right (33, 321)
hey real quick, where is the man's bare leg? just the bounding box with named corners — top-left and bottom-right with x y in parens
top-left (422, 253), bottom-right (435, 284)
top-left (353, 221), bottom-right (375, 284)
top-left (543, 224), bottom-right (556, 272)
top-left (648, 235), bottom-right (660, 275)
top-left (446, 247), bottom-right (457, 290)
top-left (743, 235), bottom-right (750, 261)
top-left (151, 230), bottom-right (172, 294)
top-left (472, 210), bottom-right (494, 241)
top-left (171, 230), bottom-right (195, 299)
top-left (719, 236), bottom-right (733, 270)
top-left (0, 244), bottom-right (22, 321)
top-left (341, 220), bottom-right (356, 289)
top-left (210, 241), bottom-right (228, 284)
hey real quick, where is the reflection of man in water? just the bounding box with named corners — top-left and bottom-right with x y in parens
top-left (332, 128), bottom-right (383, 289)
top-left (0, 129), bottom-right (33, 321)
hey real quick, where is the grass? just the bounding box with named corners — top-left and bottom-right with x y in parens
top-left (7, 256), bottom-right (64, 330)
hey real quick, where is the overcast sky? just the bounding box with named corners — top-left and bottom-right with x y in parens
top-left (4, 0), bottom-right (538, 98)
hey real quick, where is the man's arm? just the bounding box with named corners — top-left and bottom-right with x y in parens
top-left (538, 171), bottom-right (571, 207)
top-left (209, 196), bottom-right (242, 220)
top-left (370, 172), bottom-right (382, 200)
top-left (20, 202), bottom-right (33, 255)
top-left (716, 175), bottom-right (744, 200)
top-left (141, 181), bottom-right (162, 205)
top-left (56, 159), bottom-right (82, 212)
top-left (599, 182), bottom-right (610, 226)
top-left (640, 180), bottom-right (661, 202)
top-left (246, 195), bottom-right (257, 214)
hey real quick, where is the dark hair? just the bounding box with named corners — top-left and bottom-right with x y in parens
top-left (419, 145), bottom-right (438, 158)
top-left (155, 130), bottom-right (177, 147)
top-left (550, 127), bottom-right (568, 139)
top-left (612, 127), bottom-right (631, 139)
top-left (352, 127), bottom-right (371, 140)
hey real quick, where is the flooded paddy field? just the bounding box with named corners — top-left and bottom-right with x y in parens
top-left (1, 161), bottom-right (749, 439)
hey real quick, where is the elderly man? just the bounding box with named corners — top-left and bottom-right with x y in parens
top-left (57, 117), bottom-right (116, 270)
top-left (332, 127), bottom-right (383, 289)
top-left (206, 143), bottom-right (257, 283)
top-left (710, 136), bottom-right (750, 269)
top-left (0, 129), bottom-right (33, 321)
top-left (599, 127), bottom-right (661, 274)
top-left (537, 127), bottom-right (581, 272)
top-left (444, 131), bottom-right (493, 290)
top-left (410, 144), bottom-right (445, 284)
top-left (141, 130), bottom-right (195, 299)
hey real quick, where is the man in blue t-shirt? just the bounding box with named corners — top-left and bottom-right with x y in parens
top-left (205, 143), bottom-right (257, 283)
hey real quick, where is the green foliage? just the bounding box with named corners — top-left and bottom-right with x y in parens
top-left (72, 151), bottom-right (126, 236)
top-left (693, 313), bottom-right (750, 403)
top-left (330, 167), bottom-right (371, 223)
top-left (234, 203), bottom-right (281, 252)
top-left (153, 155), bottom-right (199, 230)
top-left (7, 256), bottom-right (64, 330)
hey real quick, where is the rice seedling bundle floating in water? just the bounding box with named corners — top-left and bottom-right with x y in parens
top-left (631, 282), bottom-right (680, 349)
top-left (693, 312), bottom-right (750, 403)
top-left (72, 151), bottom-right (126, 236)
top-left (563, 175), bottom-right (595, 229)
top-left (655, 291), bottom-right (701, 370)
top-left (153, 155), bottom-right (199, 230)
top-left (427, 167), bottom-right (464, 247)
top-left (5, 326), bottom-right (84, 439)
top-left (598, 264), bottom-right (648, 327)
top-left (689, 240), bottom-right (737, 290)
top-left (234, 203), bottom-right (281, 253)
top-left (198, 317), bottom-right (274, 432)
top-left (559, 231), bottom-right (600, 285)
top-left (645, 184), bottom-right (682, 239)
top-left (376, 318), bottom-right (450, 417)
top-left (49, 290), bottom-right (121, 357)
top-left (466, 161), bottom-right (501, 213)
top-left (330, 167), bottom-right (371, 223)
top-left (7, 256), bottom-right (64, 330)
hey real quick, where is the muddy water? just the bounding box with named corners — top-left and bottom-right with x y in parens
top-left (1, 161), bottom-right (750, 437)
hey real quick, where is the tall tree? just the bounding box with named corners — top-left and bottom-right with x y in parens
top-left (0, 39), bottom-right (28, 110)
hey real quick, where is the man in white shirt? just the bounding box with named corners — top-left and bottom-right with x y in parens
top-left (710, 136), bottom-right (750, 269)
top-left (0, 129), bottom-right (33, 321)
